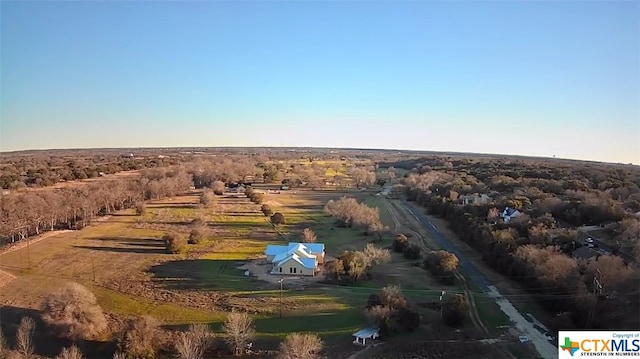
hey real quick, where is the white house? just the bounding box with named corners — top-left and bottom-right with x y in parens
top-left (264, 242), bottom-right (325, 276)
top-left (500, 207), bottom-right (521, 223)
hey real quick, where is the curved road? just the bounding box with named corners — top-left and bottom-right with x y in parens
top-left (399, 200), bottom-right (557, 359)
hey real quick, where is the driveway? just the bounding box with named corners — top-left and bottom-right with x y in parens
top-left (400, 200), bottom-right (557, 359)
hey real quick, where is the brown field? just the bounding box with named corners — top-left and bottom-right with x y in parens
top-left (0, 185), bottom-right (505, 358)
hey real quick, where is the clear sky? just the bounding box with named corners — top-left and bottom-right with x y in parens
top-left (1, 1), bottom-right (639, 164)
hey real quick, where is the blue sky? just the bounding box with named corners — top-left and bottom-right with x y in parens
top-left (1, 1), bottom-right (639, 164)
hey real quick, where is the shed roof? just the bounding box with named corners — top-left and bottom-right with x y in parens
top-left (352, 327), bottom-right (379, 339)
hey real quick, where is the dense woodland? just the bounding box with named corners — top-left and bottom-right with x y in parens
top-left (389, 156), bottom-right (640, 331)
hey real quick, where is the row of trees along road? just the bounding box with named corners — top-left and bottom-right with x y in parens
top-left (400, 162), bottom-right (640, 331)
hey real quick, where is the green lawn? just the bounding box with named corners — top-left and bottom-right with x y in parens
top-left (466, 281), bottom-right (511, 336)
top-left (91, 286), bottom-right (225, 324)
top-left (253, 308), bottom-right (363, 338)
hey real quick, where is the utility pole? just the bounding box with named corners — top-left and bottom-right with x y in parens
top-left (439, 290), bottom-right (446, 321)
top-left (91, 251), bottom-right (96, 282)
top-left (587, 269), bottom-right (603, 328)
top-left (26, 238), bottom-right (31, 269)
top-left (279, 278), bottom-right (284, 318)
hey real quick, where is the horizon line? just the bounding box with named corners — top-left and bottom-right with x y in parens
top-left (1, 145), bottom-right (636, 167)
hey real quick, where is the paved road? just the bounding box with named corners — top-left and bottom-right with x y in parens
top-left (400, 200), bottom-right (491, 291)
top-left (399, 200), bottom-right (558, 359)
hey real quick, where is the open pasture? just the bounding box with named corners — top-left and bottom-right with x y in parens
top-left (0, 186), bottom-right (469, 358)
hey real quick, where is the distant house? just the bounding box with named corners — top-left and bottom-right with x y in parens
top-left (461, 193), bottom-right (491, 206)
top-left (264, 242), bottom-right (325, 276)
top-left (572, 247), bottom-right (601, 261)
top-left (500, 207), bottom-right (521, 223)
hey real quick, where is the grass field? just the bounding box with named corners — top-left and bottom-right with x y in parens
top-left (0, 187), bottom-right (476, 358)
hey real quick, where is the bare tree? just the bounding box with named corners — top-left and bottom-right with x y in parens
top-left (135, 203), bottom-right (147, 216)
top-left (117, 316), bottom-right (161, 359)
top-left (367, 220), bottom-right (390, 241)
top-left (363, 243), bottom-right (391, 266)
top-left (324, 259), bottom-right (344, 282)
top-left (163, 233), bottom-right (186, 254)
top-left (112, 352), bottom-right (126, 359)
top-left (16, 316), bottom-right (35, 359)
top-left (276, 332), bottom-right (323, 359)
top-left (200, 189), bottom-right (216, 208)
top-left (223, 311), bottom-right (255, 357)
top-left (175, 324), bottom-right (214, 359)
top-left (301, 228), bottom-right (317, 243)
top-left (41, 282), bottom-right (107, 340)
top-left (487, 207), bottom-right (499, 221)
top-left (55, 345), bottom-right (84, 359)
top-left (381, 284), bottom-right (407, 310)
top-left (365, 305), bottom-right (393, 328)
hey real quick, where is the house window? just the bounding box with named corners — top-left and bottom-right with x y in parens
top-left (279, 267), bottom-right (282, 273)
top-left (293, 267), bottom-right (297, 274)
top-left (289, 267), bottom-right (293, 273)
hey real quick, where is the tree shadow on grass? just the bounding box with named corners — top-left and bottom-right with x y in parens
top-left (74, 237), bottom-right (167, 254)
top-left (0, 306), bottom-right (115, 359)
top-left (148, 259), bottom-right (257, 291)
top-left (73, 245), bottom-right (167, 254)
top-left (146, 204), bottom-right (199, 209)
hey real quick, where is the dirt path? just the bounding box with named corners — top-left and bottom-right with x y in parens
top-left (385, 199), bottom-right (517, 359)
top-left (382, 200), bottom-right (488, 336)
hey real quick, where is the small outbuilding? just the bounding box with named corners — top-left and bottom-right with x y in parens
top-left (352, 327), bottom-right (379, 346)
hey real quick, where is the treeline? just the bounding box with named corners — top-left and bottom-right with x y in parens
top-left (403, 169), bottom-right (639, 330)
top-left (0, 154), bottom-right (183, 189)
top-left (0, 168), bottom-right (193, 244)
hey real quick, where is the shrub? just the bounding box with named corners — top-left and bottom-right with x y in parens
top-left (188, 227), bottom-right (206, 244)
top-left (135, 203), bottom-right (146, 216)
top-left (402, 244), bottom-right (421, 260)
top-left (392, 234), bottom-right (409, 253)
top-left (212, 180), bottom-right (225, 195)
top-left (442, 294), bottom-right (468, 327)
top-left (261, 204), bottom-right (273, 217)
top-left (117, 316), bottom-right (162, 359)
top-left (424, 250), bottom-right (459, 275)
top-left (270, 212), bottom-right (286, 226)
top-left (41, 283), bottom-right (107, 340)
top-left (394, 307), bottom-right (421, 332)
top-left (200, 190), bottom-right (215, 208)
top-left (302, 228), bottom-right (317, 243)
top-left (381, 285), bottom-right (407, 310)
top-left (163, 233), bottom-right (186, 254)
top-left (249, 192), bottom-right (264, 204)
top-left (276, 333), bottom-right (323, 359)
top-left (365, 305), bottom-right (393, 328)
